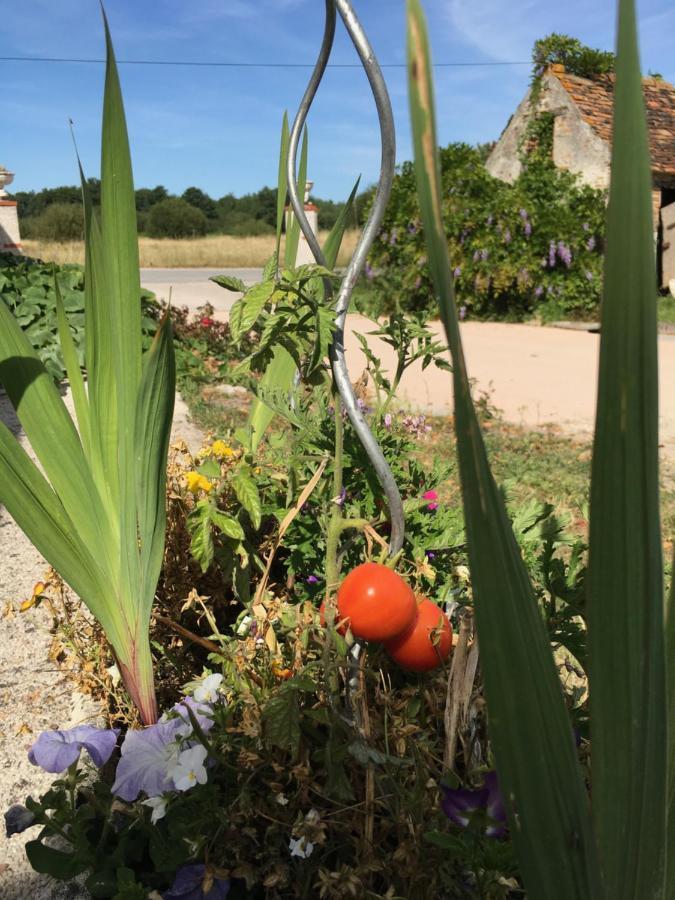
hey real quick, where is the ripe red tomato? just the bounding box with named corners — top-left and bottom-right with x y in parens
top-left (319, 600), bottom-right (348, 636)
top-left (384, 597), bottom-right (452, 672)
top-left (337, 562), bottom-right (416, 642)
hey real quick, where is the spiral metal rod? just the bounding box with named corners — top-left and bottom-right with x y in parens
top-left (287, 0), bottom-right (405, 555)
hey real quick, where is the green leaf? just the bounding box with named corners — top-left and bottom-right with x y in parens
top-left (275, 112), bottom-right (290, 267)
top-left (229, 281), bottom-right (275, 343)
top-left (406, 3), bottom-right (602, 898)
top-left (262, 688), bottom-right (301, 754)
top-left (25, 840), bottom-right (90, 880)
top-left (322, 176), bottom-right (360, 270)
top-left (53, 269), bottom-right (91, 458)
top-left (248, 345), bottom-right (296, 452)
top-left (231, 466), bottom-right (262, 529)
top-left (189, 501), bottom-right (214, 573)
top-left (210, 507), bottom-right (245, 541)
top-left (210, 274), bottom-right (246, 293)
top-left (197, 458), bottom-right (221, 479)
top-left (586, 1), bottom-right (667, 896)
top-left (284, 125), bottom-right (308, 268)
top-left (134, 312), bottom-right (176, 609)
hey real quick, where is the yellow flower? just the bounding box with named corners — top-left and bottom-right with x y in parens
top-left (186, 472), bottom-right (214, 495)
top-left (20, 581), bottom-right (45, 612)
top-left (211, 440), bottom-right (235, 459)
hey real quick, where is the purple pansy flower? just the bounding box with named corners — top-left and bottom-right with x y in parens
top-left (441, 771), bottom-right (507, 839)
top-left (112, 699), bottom-right (214, 801)
top-left (28, 725), bottom-right (119, 774)
top-left (163, 864), bottom-right (230, 900)
top-left (306, 575), bottom-right (319, 585)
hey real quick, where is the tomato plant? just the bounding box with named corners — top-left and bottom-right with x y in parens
top-left (336, 562), bottom-right (416, 641)
top-left (384, 597), bottom-right (453, 672)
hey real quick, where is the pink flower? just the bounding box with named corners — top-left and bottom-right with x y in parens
top-left (423, 490), bottom-right (439, 511)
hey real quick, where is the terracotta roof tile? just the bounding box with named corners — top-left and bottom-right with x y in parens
top-left (552, 69), bottom-right (675, 180)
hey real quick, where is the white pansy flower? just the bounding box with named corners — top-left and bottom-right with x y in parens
top-left (169, 745), bottom-right (208, 792)
top-left (193, 673), bottom-right (223, 703)
top-left (289, 836), bottom-right (314, 859)
top-left (142, 795), bottom-right (168, 824)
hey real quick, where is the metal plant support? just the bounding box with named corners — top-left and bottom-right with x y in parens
top-left (286, 0), bottom-right (405, 558)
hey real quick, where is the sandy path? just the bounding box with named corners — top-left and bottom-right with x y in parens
top-left (0, 391), bottom-right (204, 900)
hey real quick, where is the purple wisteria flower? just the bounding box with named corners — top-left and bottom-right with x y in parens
top-left (441, 771), bottom-right (507, 839)
top-left (557, 241), bottom-right (572, 267)
top-left (535, 286), bottom-right (544, 298)
top-left (548, 242), bottom-right (557, 268)
top-left (519, 208), bottom-right (528, 220)
top-left (163, 864), bottom-right (230, 900)
top-left (28, 725), bottom-right (119, 774)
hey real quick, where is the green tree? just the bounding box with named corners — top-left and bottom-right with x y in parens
top-left (147, 198), bottom-right (207, 238)
top-left (532, 33), bottom-right (615, 80)
top-left (23, 202), bottom-right (85, 241)
top-left (182, 186), bottom-right (217, 221)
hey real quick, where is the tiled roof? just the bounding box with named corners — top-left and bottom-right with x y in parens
top-left (551, 66), bottom-right (675, 180)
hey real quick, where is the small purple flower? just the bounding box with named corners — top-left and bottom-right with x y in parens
top-left (426, 550), bottom-right (436, 560)
top-left (472, 249), bottom-right (480, 263)
top-left (163, 864), bottom-right (230, 900)
top-left (402, 414), bottom-right (432, 439)
top-left (557, 241), bottom-right (572, 267)
top-left (389, 228), bottom-right (398, 246)
top-left (524, 220), bottom-right (532, 237)
top-left (408, 221), bottom-right (418, 235)
top-left (336, 487), bottom-right (347, 507)
top-left (356, 397), bottom-right (372, 415)
top-left (535, 286), bottom-right (544, 298)
top-left (503, 229), bottom-right (512, 244)
top-left (582, 222), bottom-right (590, 231)
top-left (383, 412), bottom-right (393, 429)
top-left (587, 236), bottom-right (596, 251)
top-left (306, 575), bottom-right (319, 585)
top-left (441, 771), bottom-right (507, 839)
top-left (453, 266), bottom-right (462, 278)
top-left (585, 270), bottom-right (594, 281)
top-left (459, 305), bottom-right (467, 321)
top-left (480, 248), bottom-right (489, 262)
top-left (519, 208), bottom-right (528, 220)
top-left (486, 214), bottom-right (494, 226)
top-left (28, 726), bottom-right (119, 774)
top-left (548, 242), bottom-right (557, 268)
top-left (414, 275), bottom-right (422, 290)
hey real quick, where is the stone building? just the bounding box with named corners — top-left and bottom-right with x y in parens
top-left (486, 64), bottom-right (675, 289)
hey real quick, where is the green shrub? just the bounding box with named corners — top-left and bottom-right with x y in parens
top-left (364, 143), bottom-right (606, 321)
top-left (147, 197), bottom-right (208, 238)
top-left (23, 203), bottom-right (85, 242)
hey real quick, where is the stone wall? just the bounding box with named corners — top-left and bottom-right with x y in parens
top-left (0, 201), bottom-right (22, 253)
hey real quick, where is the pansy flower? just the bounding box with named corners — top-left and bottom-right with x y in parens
top-left (28, 725), bottom-right (119, 774)
top-left (441, 771), bottom-right (507, 839)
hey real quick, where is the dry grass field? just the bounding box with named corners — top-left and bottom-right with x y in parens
top-left (22, 230), bottom-right (359, 269)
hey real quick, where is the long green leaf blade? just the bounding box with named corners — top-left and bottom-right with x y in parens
top-left (586, 3), bottom-right (667, 895)
top-left (100, 9), bottom-right (142, 593)
top-left (0, 299), bottom-right (108, 554)
top-left (53, 270), bottom-right (91, 457)
top-left (134, 312), bottom-right (175, 606)
top-left (275, 111), bottom-right (290, 267)
top-left (284, 125), bottom-right (308, 268)
top-left (248, 346), bottom-right (296, 452)
top-left (322, 176), bottom-right (360, 270)
top-left (406, 3), bottom-right (602, 897)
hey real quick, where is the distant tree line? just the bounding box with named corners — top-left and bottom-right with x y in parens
top-left (10, 180), bottom-right (369, 241)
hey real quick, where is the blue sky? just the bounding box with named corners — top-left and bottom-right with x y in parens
top-left (2, 0), bottom-right (674, 201)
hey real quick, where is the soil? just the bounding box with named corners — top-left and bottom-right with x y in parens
top-left (0, 389), bottom-right (204, 900)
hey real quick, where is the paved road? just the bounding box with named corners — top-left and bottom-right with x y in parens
top-left (140, 268), bottom-right (675, 455)
top-left (141, 267), bottom-right (261, 318)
